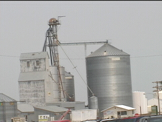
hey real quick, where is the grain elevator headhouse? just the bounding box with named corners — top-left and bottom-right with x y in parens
top-left (18, 52), bottom-right (55, 106)
top-left (18, 18), bottom-right (75, 107)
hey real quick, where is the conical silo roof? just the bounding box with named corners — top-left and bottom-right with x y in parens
top-left (87, 43), bottom-right (129, 58)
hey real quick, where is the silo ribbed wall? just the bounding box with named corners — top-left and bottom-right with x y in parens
top-left (65, 72), bottom-right (75, 101)
top-left (86, 55), bottom-right (133, 111)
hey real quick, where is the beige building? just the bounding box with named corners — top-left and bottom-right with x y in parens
top-left (18, 52), bottom-right (67, 107)
top-left (101, 105), bottom-right (135, 119)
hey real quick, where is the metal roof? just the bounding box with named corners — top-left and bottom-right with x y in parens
top-left (115, 105), bottom-right (135, 110)
top-left (34, 105), bottom-right (68, 113)
top-left (18, 71), bottom-right (47, 81)
top-left (20, 52), bottom-right (49, 60)
top-left (0, 93), bottom-right (16, 102)
top-left (17, 103), bottom-right (34, 113)
top-left (101, 105), bottom-right (135, 112)
top-left (87, 43), bottom-right (129, 58)
top-left (46, 101), bottom-right (85, 108)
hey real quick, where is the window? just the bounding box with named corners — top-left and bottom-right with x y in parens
top-left (117, 111), bottom-right (120, 115)
top-left (121, 111), bottom-right (127, 115)
top-left (36, 60), bottom-right (40, 66)
top-left (27, 61), bottom-right (30, 67)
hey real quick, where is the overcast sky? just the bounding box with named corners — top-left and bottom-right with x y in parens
top-left (1, 1), bottom-right (162, 104)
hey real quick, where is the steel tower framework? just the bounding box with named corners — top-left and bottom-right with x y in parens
top-left (43, 18), bottom-right (65, 101)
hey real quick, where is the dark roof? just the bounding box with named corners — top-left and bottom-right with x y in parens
top-left (0, 93), bottom-right (17, 102)
top-left (87, 43), bottom-right (129, 58)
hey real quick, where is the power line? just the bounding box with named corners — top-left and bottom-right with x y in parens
top-left (1, 54), bottom-right (162, 59)
top-left (59, 44), bottom-right (95, 96)
top-left (131, 54), bottom-right (162, 58)
top-left (0, 55), bottom-right (19, 58)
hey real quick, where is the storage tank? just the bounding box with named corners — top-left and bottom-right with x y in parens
top-left (65, 71), bottom-right (75, 101)
top-left (60, 66), bottom-right (66, 101)
top-left (89, 96), bottom-right (98, 109)
top-left (86, 43), bottom-right (133, 112)
top-left (0, 93), bottom-right (17, 122)
top-left (133, 91), bottom-right (148, 114)
top-left (49, 66), bottom-right (59, 102)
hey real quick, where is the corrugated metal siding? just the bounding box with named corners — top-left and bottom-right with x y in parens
top-left (65, 72), bottom-right (75, 101)
top-left (0, 93), bottom-right (16, 102)
top-left (0, 102), bottom-right (5, 122)
top-left (87, 43), bottom-right (129, 58)
top-left (0, 102), bottom-right (17, 122)
top-left (17, 104), bottom-right (34, 113)
top-left (86, 55), bottom-right (133, 113)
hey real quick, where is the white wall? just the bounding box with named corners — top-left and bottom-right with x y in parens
top-left (133, 91), bottom-right (148, 114)
top-left (148, 98), bottom-right (162, 113)
top-left (153, 91), bottom-right (162, 100)
top-left (102, 107), bottom-right (134, 119)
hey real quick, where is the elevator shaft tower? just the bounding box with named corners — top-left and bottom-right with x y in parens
top-left (43, 18), bottom-right (65, 101)
top-left (43, 18), bottom-right (60, 66)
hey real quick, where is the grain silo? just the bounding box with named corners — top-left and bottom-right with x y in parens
top-left (86, 43), bottom-right (133, 112)
top-left (65, 71), bottom-right (75, 101)
top-left (0, 93), bottom-right (17, 122)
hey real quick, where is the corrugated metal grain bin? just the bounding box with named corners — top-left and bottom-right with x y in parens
top-left (0, 93), bottom-right (17, 122)
top-left (89, 96), bottom-right (98, 109)
top-left (86, 43), bottom-right (133, 112)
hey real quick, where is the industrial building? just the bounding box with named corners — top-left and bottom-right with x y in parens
top-left (0, 93), bottom-right (17, 122)
top-left (86, 43), bottom-right (133, 112)
top-left (101, 105), bottom-right (135, 119)
top-left (33, 106), bottom-right (70, 121)
top-left (18, 52), bottom-right (76, 107)
top-left (148, 91), bottom-right (162, 114)
top-left (17, 103), bottom-right (34, 122)
top-left (18, 52), bottom-right (56, 106)
top-left (0, 18), bottom-right (137, 121)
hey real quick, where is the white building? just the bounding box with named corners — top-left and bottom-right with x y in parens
top-left (101, 105), bottom-right (135, 119)
top-left (18, 52), bottom-right (61, 106)
top-left (132, 91), bottom-right (148, 114)
top-left (148, 98), bottom-right (162, 114)
top-left (147, 91), bottom-right (162, 114)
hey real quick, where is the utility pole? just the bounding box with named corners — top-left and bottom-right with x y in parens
top-left (152, 81), bottom-right (162, 115)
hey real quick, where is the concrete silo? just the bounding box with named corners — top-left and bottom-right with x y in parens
top-left (86, 43), bottom-right (133, 112)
